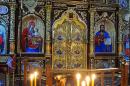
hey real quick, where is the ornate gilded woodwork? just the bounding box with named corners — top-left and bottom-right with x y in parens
top-left (23, 0), bottom-right (38, 13)
top-left (9, 4), bottom-right (16, 54)
top-left (89, 9), bottom-right (95, 57)
top-left (118, 13), bottom-right (124, 55)
top-left (45, 3), bottom-right (52, 56)
top-left (52, 9), bottom-right (87, 69)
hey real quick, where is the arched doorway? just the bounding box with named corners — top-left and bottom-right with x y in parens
top-left (52, 9), bottom-right (87, 69)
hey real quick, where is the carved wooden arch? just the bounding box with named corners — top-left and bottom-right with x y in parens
top-left (52, 9), bottom-right (87, 30)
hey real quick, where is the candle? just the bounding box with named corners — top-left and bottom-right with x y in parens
top-left (81, 80), bottom-right (86, 86)
top-left (76, 73), bottom-right (81, 86)
top-left (77, 80), bottom-right (80, 86)
top-left (91, 74), bottom-right (96, 86)
top-left (30, 74), bottom-right (34, 86)
top-left (91, 79), bottom-right (94, 86)
top-left (85, 76), bottom-right (90, 86)
top-left (31, 79), bottom-right (33, 86)
top-left (34, 76), bottom-right (36, 86)
top-left (34, 72), bottom-right (38, 86)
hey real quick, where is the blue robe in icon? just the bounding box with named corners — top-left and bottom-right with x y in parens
top-left (0, 25), bottom-right (6, 54)
top-left (124, 35), bottom-right (130, 56)
top-left (22, 27), bottom-right (43, 53)
top-left (95, 31), bottom-right (112, 52)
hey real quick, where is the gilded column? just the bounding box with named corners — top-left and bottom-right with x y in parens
top-left (118, 13), bottom-right (123, 55)
top-left (45, 2), bottom-right (52, 57)
top-left (9, 3), bottom-right (16, 54)
top-left (89, 9), bottom-right (95, 69)
top-left (89, 9), bottom-right (95, 56)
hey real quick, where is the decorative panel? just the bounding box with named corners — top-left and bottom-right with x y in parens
top-left (94, 12), bottom-right (116, 54)
top-left (123, 33), bottom-right (130, 56)
top-left (0, 5), bottom-right (9, 55)
top-left (53, 9), bottom-right (87, 69)
top-left (119, 0), bottom-right (128, 9)
top-left (21, 61), bottom-right (44, 74)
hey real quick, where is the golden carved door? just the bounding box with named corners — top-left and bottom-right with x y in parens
top-left (52, 9), bottom-right (87, 69)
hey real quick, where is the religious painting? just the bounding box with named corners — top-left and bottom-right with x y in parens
top-left (21, 62), bottom-right (42, 73)
top-left (0, 19), bottom-right (7, 55)
top-left (52, 9), bottom-right (87, 69)
top-left (21, 14), bottom-right (44, 53)
top-left (94, 12), bottom-right (116, 54)
top-left (124, 33), bottom-right (130, 56)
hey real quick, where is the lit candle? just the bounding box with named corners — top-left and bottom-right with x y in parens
top-left (81, 80), bottom-right (86, 86)
top-left (91, 74), bottom-right (96, 86)
top-left (85, 76), bottom-right (90, 86)
top-left (34, 77), bottom-right (36, 86)
top-left (76, 73), bottom-right (81, 86)
top-left (77, 80), bottom-right (80, 86)
top-left (34, 72), bottom-right (38, 86)
top-left (30, 74), bottom-right (34, 86)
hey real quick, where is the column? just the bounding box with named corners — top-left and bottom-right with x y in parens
top-left (9, 4), bottom-right (16, 54)
top-left (6, 72), bottom-right (9, 86)
top-left (118, 13), bottom-right (123, 55)
top-left (45, 2), bottom-right (52, 57)
top-left (112, 72), bottom-right (115, 86)
top-left (101, 72), bottom-right (104, 86)
top-left (45, 64), bottom-right (52, 86)
top-left (121, 62), bottom-right (129, 86)
top-left (45, 2), bottom-right (52, 86)
top-left (89, 9), bottom-right (95, 69)
top-left (24, 60), bottom-right (27, 86)
top-left (124, 63), bottom-right (129, 86)
top-left (12, 69), bottom-right (15, 86)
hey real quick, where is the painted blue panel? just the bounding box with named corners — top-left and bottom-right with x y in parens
top-left (0, 25), bottom-right (6, 54)
top-left (95, 31), bottom-right (112, 52)
top-left (119, 0), bottom-right (128, 8)
top-left (0, 5), bottom-right (8, 14)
